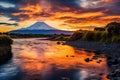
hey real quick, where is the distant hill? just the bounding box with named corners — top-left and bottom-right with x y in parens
top-left (9, 22), bottom-right (73, 35)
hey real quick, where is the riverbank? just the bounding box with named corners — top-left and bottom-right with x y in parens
top-left (0, 35), bottom-right (13, 65)
top-left (67, 40), bottom-right (120, 79)
top-left (67, 40), bottom-right (120, 57)
top-left (0, 45), bottom-right (12, 65)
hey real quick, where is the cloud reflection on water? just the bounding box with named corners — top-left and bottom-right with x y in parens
top-left (11, 38), bottom-right (109, 80)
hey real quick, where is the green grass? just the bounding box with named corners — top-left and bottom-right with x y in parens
top-left (69, 31), bottom-right (83, 41)
top-left (69, 31), bottom-right (120, 43)
top-left (49, 34), bottom-right (70, 41)
top-left (81, 31), bottom-right (94, 41)
top-left (70, 22), bottom-right (120, 43)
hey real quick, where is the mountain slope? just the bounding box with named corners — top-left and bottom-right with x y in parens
top-left (9, 22), bottom-right (73, 35)
top-left (21, 22), bottom-right (56, 30)
top-left (9, 30), bottom-right (73, 35)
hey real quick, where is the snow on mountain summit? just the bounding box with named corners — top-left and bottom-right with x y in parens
top-left (22, 22), bottom-right (56, 30)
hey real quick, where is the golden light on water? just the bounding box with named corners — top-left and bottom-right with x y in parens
top-left (12, 39), bottom-right (109, 80)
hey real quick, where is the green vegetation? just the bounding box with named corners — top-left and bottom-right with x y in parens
top-left (105, 22), bottom-right (120, 35)
top-left (0, 35), bottom-right (13, 65)
top-left (0, 35), bottom-right (13, 45)
top-left (94, 27), bottom-right (105, 31)
top-left (69, 22), bottom-right (120, 43)
top-left (69, 30), bottom-right (83, 41)
top-left (5, 33), bottom-right (52, 38)
top-left (49, 34), bottom-right (70, 41)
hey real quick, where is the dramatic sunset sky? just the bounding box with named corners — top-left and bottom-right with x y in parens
top-left (0, 0), bottom-right (120, 32)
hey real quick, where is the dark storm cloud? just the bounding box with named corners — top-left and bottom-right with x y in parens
top-left (0, 0), bottom-right (120, 24)
top-left (0, 0), bottom-right (29, 22)
top-left (103, 1), bottom-right (120, 15)
top-left (20, 0), bottom-right (77, 7)
top-left (49, 0), bottom-right (78, 7)
top-left (0, 0), bottom-right (21, 22)
top-left (57, 16), bottom-right (74, 20)
top-left (0, 7), bottom-right (25, 22)
top-left (0, 7), bottom-right (19, 13)
top-left (33, 12), bottom-right (54, 17)
top-left (17, 0), bottom-right (79, 13)
top-left (0, 22), bottom-right (18, 26)
top-left (1, 0), bottom-right (120, 14)
top-left (20, 0), bottom-right (40, 5)
top-left (64, 18), bottom-right (91, 24)
top-left (0, 0), bottom-right (20, 4)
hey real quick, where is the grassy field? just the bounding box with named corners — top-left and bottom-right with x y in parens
top-left (69, 31), bottom-right (120, 43)
top-left (69, 22), bottom-right (120, 43)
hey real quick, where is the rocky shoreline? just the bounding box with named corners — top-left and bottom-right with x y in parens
top-left (66, 40), bottom-right (120, 80)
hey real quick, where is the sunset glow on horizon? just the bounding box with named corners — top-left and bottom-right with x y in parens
top-left (0, 0), bottom-right (120, 32)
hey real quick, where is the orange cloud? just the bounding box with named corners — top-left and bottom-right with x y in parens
top-left (3, 1), bottom-right (118, 32)
top-left (0, 26), bottom-right (17, 32)
top-left (20, 4), bottom-right (43, 13)
top-left (101, 0), bottom-right (119, 2)
top-left (12, 3), bottom-right (52, 22)
top-left (102, 0), bottom-right (112, 2)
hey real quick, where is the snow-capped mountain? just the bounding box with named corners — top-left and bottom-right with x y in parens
top-left (21, 22), bottom-right (56, 30)
top-left (8, 22), bottom-right (73, 35)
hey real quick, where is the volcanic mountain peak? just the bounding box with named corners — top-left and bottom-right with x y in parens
top-left (21, 22), bottom-right (56, 30)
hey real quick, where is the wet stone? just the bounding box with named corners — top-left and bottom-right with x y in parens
top-left (57, 41), bottom-right (61, 45)
top-left (84, 58), bottom-right (90, 62)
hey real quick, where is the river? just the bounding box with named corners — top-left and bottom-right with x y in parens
top-left (0, 38), bottom-right (109, 80)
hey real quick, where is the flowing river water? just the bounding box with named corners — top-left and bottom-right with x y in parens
top-left (0, 38), bottom-right (109, 80)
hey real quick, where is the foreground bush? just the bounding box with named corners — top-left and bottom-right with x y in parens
top-left (49, 34), bottom-right (70, 41)
top-left (0, 35), bottom-right (13, 45)
top-left (69, 31), bottom-right (120, 43)
top-left (69, 22), bottom-right (120, 43)
top-left (0, 46), bottom-right (12, 65)
top-left (0, 35), bottom-right (13, 65)
top-left (69, 30), bottom-right (83, 41)
top-left (105, 22), bottom-right (120, 35)
top-left (81, 31), bottom-right (95, 41)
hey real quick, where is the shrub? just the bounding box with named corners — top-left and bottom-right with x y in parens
top-left (69, 31), bottom-right (83, 41)
top-left (0, 35), bottom-right (13, 65)
top-left (99, 32), bottom-right (108, 42)
top-left (93, 31), bottom-right (103, 41)
top-left (94, 27), bottom-right (105, 31)
top-left (0, 35), bottom-right (13, 45)
top-left (82, 31), bottom-right (94, 41)
top-left (111, 36), bottom-right (120, 43)
top-left (105, 22), bottom-right (120, 35)
top-left (0, 46), bottom-right (12, 65)
top-left (69, 22), bottom-right (120, 43)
